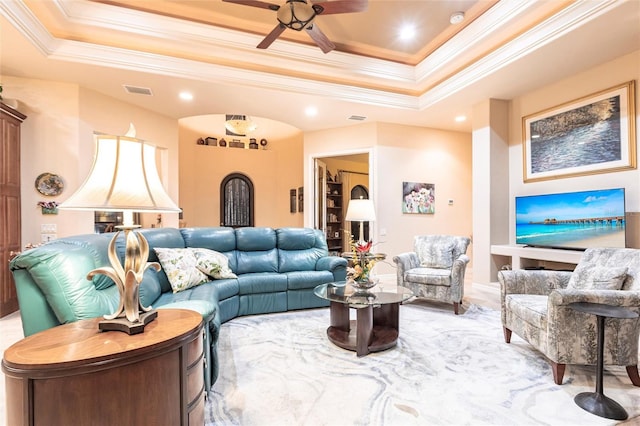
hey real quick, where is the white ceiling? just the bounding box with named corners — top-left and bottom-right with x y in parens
top-left (1, 0), bottom-right (639, 135)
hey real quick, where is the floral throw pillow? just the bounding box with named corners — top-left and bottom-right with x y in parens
top-left (154, 248), bottom-right (209, 293)
top-left (191, 248), bottom-right (237, 280)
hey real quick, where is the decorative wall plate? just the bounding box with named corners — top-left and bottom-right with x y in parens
top-left (35, 172), bottom-right (64, 196)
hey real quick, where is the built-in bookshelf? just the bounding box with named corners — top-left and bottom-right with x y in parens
top-left (325, 182), bottom-right (344, 254)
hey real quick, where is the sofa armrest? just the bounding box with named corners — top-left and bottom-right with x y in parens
top-left (316, 255), bottom-right (348, 281)
top-left (549, 288), bottom-right (640, 308)
top-left (499, 270), bottom-right (572, 324)
top-left (499, 269), bottom-right (572, 297)
top-left (392, 252), bottom-right (420, 285)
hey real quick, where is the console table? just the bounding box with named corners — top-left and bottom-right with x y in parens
top-left (2, 309), bottom-right (204, 426)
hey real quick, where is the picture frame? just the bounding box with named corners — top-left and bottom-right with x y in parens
top-left (402, 182), bottom-right (435, 214)
top-left (298, 186), bottom-right (303, 212)
top-left (522, 80), bottom-right (636, 182)
top-left (289, 189), bottom-right (296, 213)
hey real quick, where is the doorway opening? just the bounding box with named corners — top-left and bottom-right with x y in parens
top-left (313, 152), bottom-right (371, 254)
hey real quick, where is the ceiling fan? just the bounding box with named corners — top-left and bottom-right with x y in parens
top-left (222, 0), bottom-right (368, 53)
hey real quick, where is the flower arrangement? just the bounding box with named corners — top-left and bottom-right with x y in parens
top-left (37, 201), bottom-right (59, 209)
top-left (346, 239), bottom-right (378, 283)
top-left (37, 200), bottom-right (59, 214)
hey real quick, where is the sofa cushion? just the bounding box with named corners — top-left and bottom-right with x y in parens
top-left (154, 248), bottom-right (208, 293)
top-left (276, 227), bottom-right (317, 250)
top-left (180, 227), bottom-right (236, 252)
top-left (405, 267), bottom-right (451, 286)
top-left (237, 273), bottom-right (288, 294)
top-left (139, 268), bottom-right (162, 307)
top-left (191, 248), bottom-right (237, 279)
top-left (236, 250), bottom-right (279, 274)
top-left (505, 294), bottom-right (548, 330)
top-left (568, 266), bottom-right (628, 290)
top-left (286, 270), bottom-right (335, 290)
top-left (236, 227), bottom-right (276, 251)
top-left (277, 228), bottom-right (327, 273)
top-left (416, 240), bottom-right (455, 269)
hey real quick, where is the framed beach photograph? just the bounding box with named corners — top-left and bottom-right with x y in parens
top-left (402, 182), bottom-right (435, 214)
top-left (522, 80), bottom-right (636, 182)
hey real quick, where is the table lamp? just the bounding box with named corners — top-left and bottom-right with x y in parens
top-left (345, 197), bottom-right (376, 243)
top-left (59, 124), bottom-right (181, 334)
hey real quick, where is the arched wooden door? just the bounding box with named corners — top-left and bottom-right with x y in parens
top-left (220, 173), bottom-right (254, 228)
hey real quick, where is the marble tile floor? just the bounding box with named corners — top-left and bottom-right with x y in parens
top-left (0, 273), bottom-right (501, 425)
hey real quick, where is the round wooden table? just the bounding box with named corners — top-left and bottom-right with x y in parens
top-left (2, 309), bottom-right (204, 426)
top-left (314, 282), bottom-right (413, 357)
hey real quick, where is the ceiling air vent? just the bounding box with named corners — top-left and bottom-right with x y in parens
top-left (348, 115), bottom-right (367, 121)
top-left (123, 85), bottom-right (153, 96)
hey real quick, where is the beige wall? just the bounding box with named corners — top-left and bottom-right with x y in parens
top-left (472, 49), bottom-right (640, 284)
top-left (3, 76), bottom-right (179, 246)
top-left (509, 50), bottom-right (640, 213)
top-left (305, 122), bottom-right (473, 276)
top-left (178, 124), bottom-right (304, 228)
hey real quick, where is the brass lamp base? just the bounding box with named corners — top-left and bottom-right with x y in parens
top-left (99, 309), bottom-right (158, 335)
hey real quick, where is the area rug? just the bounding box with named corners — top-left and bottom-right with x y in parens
top-left (205, 301), bottom-right (640, 425)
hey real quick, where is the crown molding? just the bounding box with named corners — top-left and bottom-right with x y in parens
top-left (0, 0), bottom-right (625, 113)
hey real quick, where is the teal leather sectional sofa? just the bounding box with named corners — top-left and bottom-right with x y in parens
top-left (10, 226), bottom-right (347, 390)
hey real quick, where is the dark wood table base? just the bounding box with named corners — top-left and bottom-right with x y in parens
top-left (326, 301), bottom-right (400, 356)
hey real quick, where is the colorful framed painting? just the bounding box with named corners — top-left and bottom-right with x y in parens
top-left (402, 182), bottom-right (435, 214)
top-left (522, 80), bottom-right (636, 182)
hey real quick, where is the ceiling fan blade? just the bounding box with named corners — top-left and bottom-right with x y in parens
top-left (313, 0), bottom-right (368, 15)
top-left (222, 0), bottom-right (280, 11)
top-left (257, 24), bottom-right (287, 49)
top-left (305, 24), bottom-right (335, 54)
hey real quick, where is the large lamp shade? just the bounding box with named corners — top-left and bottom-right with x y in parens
top-left (345, 198), bottom-right (376, 243)
top-left (60, 130), bottom-right (180, 217)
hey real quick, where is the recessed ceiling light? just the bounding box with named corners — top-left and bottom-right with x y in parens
top-left (455, 115), bottom-right (466, 122)
top-left (450, 12), bottom-right (465, 25)
top-left (179, 91), bottom-right (193, 101)
top-left (398, 24), bottom-right (416, 41)
top-left (305, 106), bottom-right (318, 117)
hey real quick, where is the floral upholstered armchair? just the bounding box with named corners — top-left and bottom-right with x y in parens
top-left (499, 248), bottom-right (640, 386)
top-left (393, 235), bottom-right (471, 314)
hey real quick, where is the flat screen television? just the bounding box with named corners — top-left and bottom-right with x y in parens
top-left (515, 188), bottom-right (626, 250)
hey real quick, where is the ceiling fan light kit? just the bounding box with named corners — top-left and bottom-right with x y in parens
top-left (224, 0), bottom-right (368, 53)
top-left (277, 0), bottom-right (319, 30)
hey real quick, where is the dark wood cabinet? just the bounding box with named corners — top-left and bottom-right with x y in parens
top-left (0, 102), bottom-right (26, 318)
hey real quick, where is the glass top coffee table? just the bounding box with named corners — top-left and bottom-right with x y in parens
top-left (314, 282), bottom-right (413, 357)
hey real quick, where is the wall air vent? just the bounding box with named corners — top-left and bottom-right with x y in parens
top-left (123, 85), bottom-right (153, 96)
top-left (348, 115), bottom-right (367, 121)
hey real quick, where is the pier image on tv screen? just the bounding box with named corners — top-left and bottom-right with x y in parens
top-left (515, 188), bottom-right (626, 250)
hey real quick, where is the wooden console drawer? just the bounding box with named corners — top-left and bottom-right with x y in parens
top-left (187, 329), bottom-right (204, 365)
top-left (187, 355), bottom-right (205, 404)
